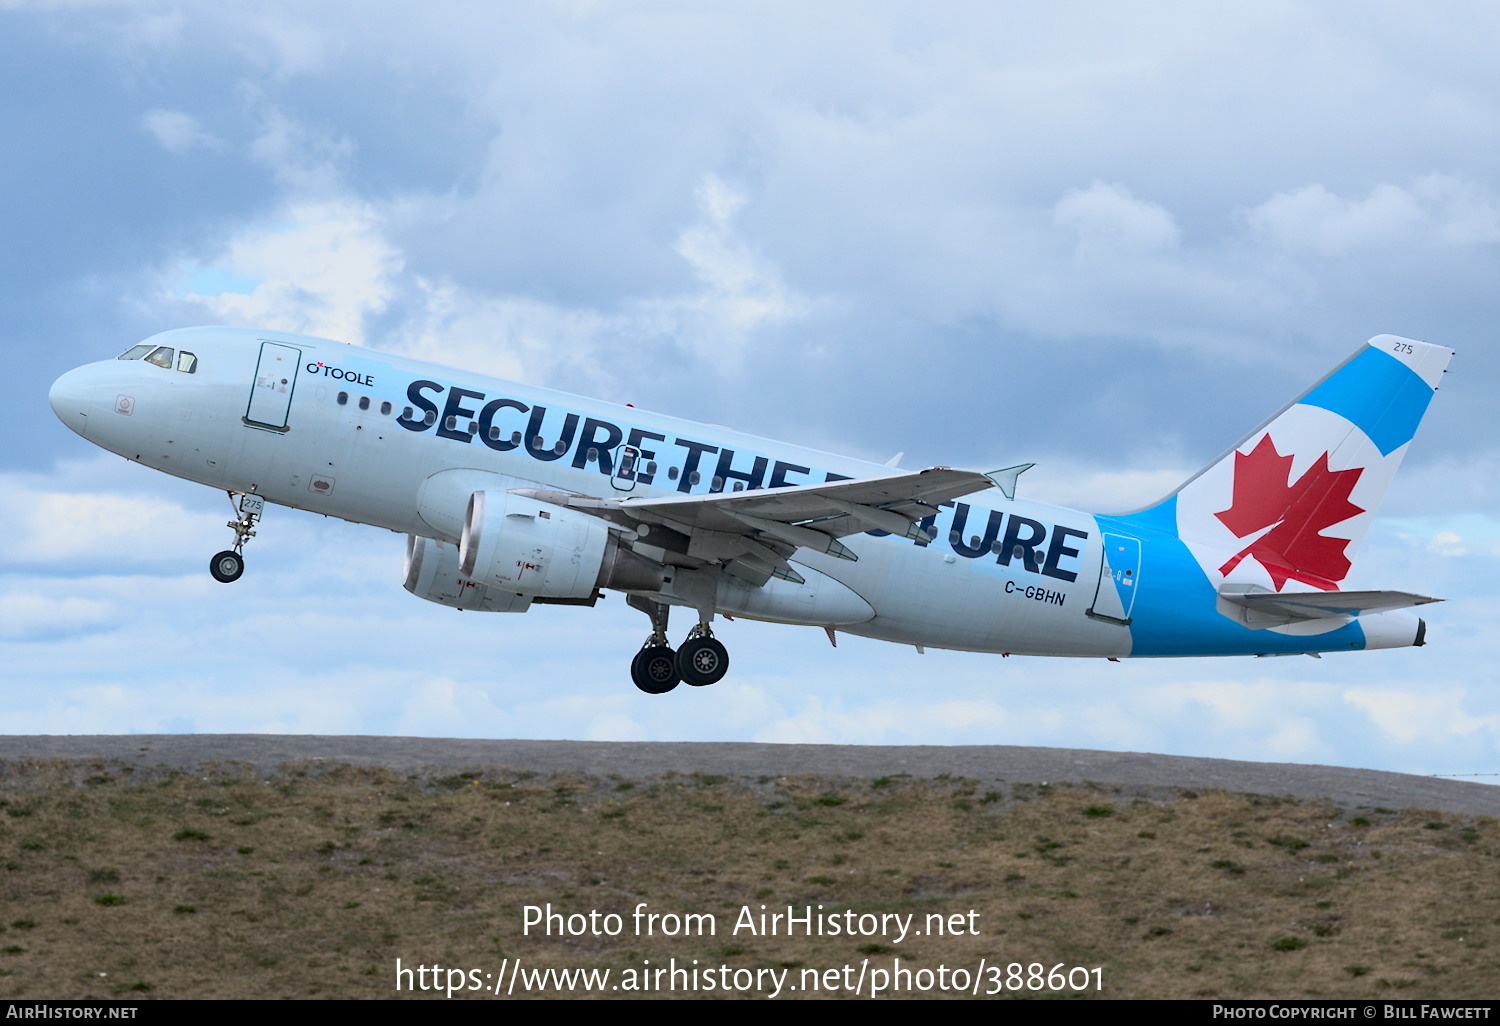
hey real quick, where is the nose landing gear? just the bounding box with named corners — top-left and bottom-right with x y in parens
top-left (210, 492), bottom-right (263, 584)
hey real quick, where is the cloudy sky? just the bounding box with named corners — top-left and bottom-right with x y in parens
top-left (6, 1), bottom-right (1499, 781)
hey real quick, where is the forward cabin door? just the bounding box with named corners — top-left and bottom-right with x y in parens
top-left (244, 341), bottom-right (301, 431)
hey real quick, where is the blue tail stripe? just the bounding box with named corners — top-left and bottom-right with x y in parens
top-left (1098, 503), bottom-right (1369, 656)
top-left (1300, 347), bottom-right (1434, 456)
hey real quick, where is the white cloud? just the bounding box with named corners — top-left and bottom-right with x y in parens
top-left (246, 100), bottom-right (354, 197)
top-left (384, 281), bottom-right (600, 389)
top-left (660, 173), bottom-right (812, 364)
top-left (141, 108), bottom-right (220, 154)
top-left (0, 472), bottom-right (222, 566)
top-left (179, 200), bottom-right (401, 343)
top-left (131, 9), bottom-right (184, 46)
top-left (1343, 686), bottom-right (1500, 747)
top-left (161, 119), bottom-right (820, 387)
top-left (1244, 175), bottom-right (1500, 257)
top-left (229, 11), bottom-right (332, 79)
top-left (0, 590), bottom-right (116, 639)
top-left (1430, 531), bottom-right (1468, 556)
top-left (1053, 181), bottom-right (1181, 259)
top-left (1027, 464), bottom-right (1189, 514)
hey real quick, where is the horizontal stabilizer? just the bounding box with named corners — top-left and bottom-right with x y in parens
top-left (1218, 585), bottom-right (1440, 628)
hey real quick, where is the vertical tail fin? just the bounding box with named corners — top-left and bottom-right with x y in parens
top-left (1156, 335), bottom-right (1453, 593)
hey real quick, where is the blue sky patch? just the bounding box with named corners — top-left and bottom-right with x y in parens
top-left (178, 266), bottom-right (262, 297)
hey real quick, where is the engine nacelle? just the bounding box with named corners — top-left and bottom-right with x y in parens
top-left (403, 534), bottom-right (533, 612)
top-left (458, 491), bottom-right (667, 599)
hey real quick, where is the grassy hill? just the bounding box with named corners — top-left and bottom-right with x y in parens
top-left (0, 759), bottom-right (1494, 999)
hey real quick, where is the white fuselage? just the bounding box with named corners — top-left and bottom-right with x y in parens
top-left (50, 326), bottom-right (1433, 664)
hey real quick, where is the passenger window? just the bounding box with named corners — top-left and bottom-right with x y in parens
top-left (424, 410), bottom-right (437, 426)
top-left (144, 346), bottom-right (174, 369)
top-left (358, 396), bottom-right (370, 411)
top-left (117, 344), bottom-right (153, 360)
top-left (380, 401), bottom-right (392, 416)
top-left (176, 351), bottom-right (198, 373)
top-left (337, 392), bottom-right (348, 405)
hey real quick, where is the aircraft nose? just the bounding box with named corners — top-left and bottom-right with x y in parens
top-left (49, 366), bottom-right (96, 438)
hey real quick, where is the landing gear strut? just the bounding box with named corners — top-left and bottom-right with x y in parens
top-left (210, 491), bottom-right (263, 584)
top-left (628, 595), bottom-right (679, 694)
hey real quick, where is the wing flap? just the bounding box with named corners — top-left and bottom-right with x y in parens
top-left (511, 466), bottom-right (997, 585)
top-left (608, 466), bottom-right (994, 538)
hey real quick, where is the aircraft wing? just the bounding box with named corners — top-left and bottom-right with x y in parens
top-left (512, 467), bottom-right (996, 586)
top-left (1218, 586), bottom-right (1441, 628)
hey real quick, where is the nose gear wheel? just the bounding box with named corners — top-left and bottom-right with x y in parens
top-left (212, 491), bottom-right (262, 583)
top-left (210, 550), bottom-right (244, 583)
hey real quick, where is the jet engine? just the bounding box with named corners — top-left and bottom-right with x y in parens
top-left (457, 491), bottom-right (667, 600)
top-left (402, 534), bottom-right (533, 612)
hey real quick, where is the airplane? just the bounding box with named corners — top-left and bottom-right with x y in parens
top-left (49, 328), bottom-right (1451, 693)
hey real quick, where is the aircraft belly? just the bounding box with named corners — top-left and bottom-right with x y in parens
top-left (803, 539), bottom-right (1130, 657)
top-left (715, 563), bottom-right (874, 626)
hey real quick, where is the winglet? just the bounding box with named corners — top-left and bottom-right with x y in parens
top-left (985, 463), bottom-right (1035, 501)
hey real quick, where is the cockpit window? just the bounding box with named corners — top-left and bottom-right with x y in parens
top-left (144, 346), bottom-right (174, 369)
top-left (176, 351), bottom-right (198, 373)
top-left (117, 344), bottom-right (154, 360)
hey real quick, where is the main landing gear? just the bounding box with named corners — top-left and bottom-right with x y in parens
top-left (627, 596), bottom-right (730, 694)
top-left (210, 492), bottom-right (263, 584)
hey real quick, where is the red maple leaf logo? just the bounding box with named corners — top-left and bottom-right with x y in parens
top-left (1213, 436), bottom-right (1365, 591)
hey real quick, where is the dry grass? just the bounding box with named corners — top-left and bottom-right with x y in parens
top-left (0, 760), bottom-right (1494, 999)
